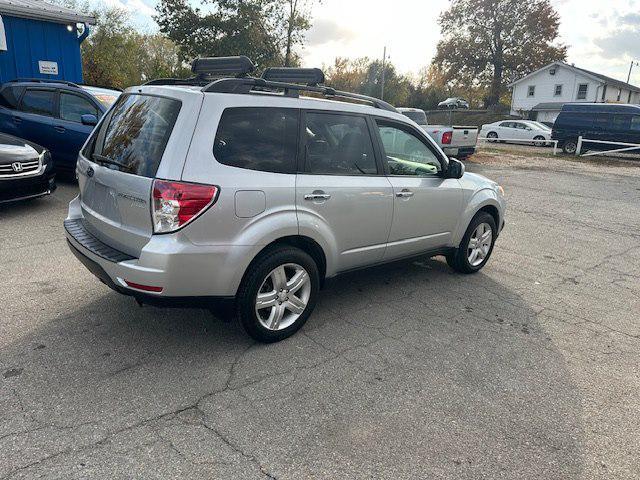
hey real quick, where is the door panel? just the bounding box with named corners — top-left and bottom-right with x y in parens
top-left (297, 111), bottom-right (394, 271)
top-left (374, 119), bottom-right (463, 260)
top-left (296, 175), bottom-right (394, 270)
top-left (54, 92), bottom-right (98, 169)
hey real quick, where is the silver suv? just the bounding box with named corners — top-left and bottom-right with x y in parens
top-left (65, 57), bottom-right (505, 343)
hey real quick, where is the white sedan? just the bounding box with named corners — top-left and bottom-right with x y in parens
top-left (480, 120), bottom-right (552, 146)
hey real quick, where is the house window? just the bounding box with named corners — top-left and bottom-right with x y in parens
top-left (527, 85), bottom-right (535, 97)
top-left (617, 89), bottom-right (622, 102)
top-left (554, 84), bottom-right (563, 96)
top-left (577, 84), bottom-right (588, 100)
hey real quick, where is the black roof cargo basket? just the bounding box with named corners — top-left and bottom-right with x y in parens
top-left (262, 67), bottom-right (325, 86)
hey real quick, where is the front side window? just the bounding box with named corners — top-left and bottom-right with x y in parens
top-left (20, 89), bottom-right (55, 116)
top-left (527, 86), bottom-right (535, 97)
top-left (90, 94), bottom-right (181, 178)
top-left (60, 92), bottom-right (98, 123)
top-left (577, 84), bottom-right (588, 100)
top-left (214, 107), bottom-right (299, 174)
top-left (631, 116), bottom-right (640, 131)
top-left (303, 112), bottom-right (377, 175)
top-left (376, 121), bottom-right (442, 176)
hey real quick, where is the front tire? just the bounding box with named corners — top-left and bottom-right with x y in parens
top-left (447, 212), bottom-right (497, 274)
top-left (236, 246), bottom-right (319, 343)
top-left (533, 135), bottom-right (546, 147)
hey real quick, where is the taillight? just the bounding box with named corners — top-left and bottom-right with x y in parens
top-left (152, 179), bottom-right (219, 233)
top-left (442, 131), bottom-right (453, 144)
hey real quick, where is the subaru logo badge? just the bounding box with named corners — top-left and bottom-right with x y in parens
top-left (86, 166), bottom-right (94, 178)
top-left (11, 162), bottom-right (23, 173)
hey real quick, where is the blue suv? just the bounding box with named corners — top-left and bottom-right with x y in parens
top-left (0, 79), bottom-right (120, 173)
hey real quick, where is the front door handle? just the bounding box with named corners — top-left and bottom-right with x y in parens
top-left (304, 192), bottom-right (331, 201)
top-left (396, 190), bottom-right (414, 198)
top-left (12, 116), bottom-right (22, 124)
top-left (54, 125), bottom-right (66, 133)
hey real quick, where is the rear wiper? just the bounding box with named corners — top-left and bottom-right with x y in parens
top-left (92, 154), bottom-right (132, 171)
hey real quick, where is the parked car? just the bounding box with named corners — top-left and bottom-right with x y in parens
top-left (64, 58), bottom-right (506, 343)
top-left (552, 103), bottom-right (640, 154)
top-left (480, 120), bottom-right (552, 146)
top-left (0, 79), bottom-right (120, 173)
top-left (438, 97), bottom-right (469, 109)
top-left (397, 107), bottom-right (478, 159)
top-left (0, 132), bottom-right (55, 204)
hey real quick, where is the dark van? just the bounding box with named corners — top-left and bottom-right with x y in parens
top-left (552, 103), bottom-right (640, 154)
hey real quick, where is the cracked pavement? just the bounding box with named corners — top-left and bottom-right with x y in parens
top-left (1, 151), bottom-right (639, 479)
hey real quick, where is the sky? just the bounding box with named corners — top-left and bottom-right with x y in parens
top-left (105, 0), bottom-right (640, 86)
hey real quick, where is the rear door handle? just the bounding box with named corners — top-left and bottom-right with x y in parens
top-left (12, 116), bottom-right (22, 124)
top-left (396, 190), bottom-right (414, 198)
top-left (304, 192), bottom-right (331, 201)
top-left (54, 125), bottom-right (66, 133)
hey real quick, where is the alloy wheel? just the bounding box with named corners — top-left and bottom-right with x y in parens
top-left (467, 222), bottom-right (493, 267)
top-left (255, 263), bottom-right (311, 331)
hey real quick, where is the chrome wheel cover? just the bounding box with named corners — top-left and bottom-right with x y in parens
top-left (255, 263), bottom-right (311, 331)
top-left (467, 222), bottom-right (493, 267)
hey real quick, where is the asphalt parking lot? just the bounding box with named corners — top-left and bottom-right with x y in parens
top-left (1, 151), bottom-right (639, 479)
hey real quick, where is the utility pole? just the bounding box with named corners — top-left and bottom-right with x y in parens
top-left (627, 60), bottom-right (639, 84)
top-left (381, 46), bottom-right (387, 101)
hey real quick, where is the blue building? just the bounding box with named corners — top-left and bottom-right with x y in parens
top-left (0, 0), bottom-right (95, 83)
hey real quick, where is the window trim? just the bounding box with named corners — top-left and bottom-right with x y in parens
top-left (576, 83), bottom-right (589, 100)
top-left (297, 109), bottom-right (384, 177)
top-left (18, 87), bottom-right (57, 117)
top-left (371, 116), bottom-right (448, 178)
top-left (212, 105), bottom-right (300, 175)
top-left (58, 90), bottom-right (99, 123)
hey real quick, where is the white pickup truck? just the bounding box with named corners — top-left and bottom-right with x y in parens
top-left (398, 107), bottom-right (478, 160)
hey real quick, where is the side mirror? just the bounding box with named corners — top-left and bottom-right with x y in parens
top-left (81, 114), bottom-right (98, 126)
top-left (445, 157), bottom-right (465, 179)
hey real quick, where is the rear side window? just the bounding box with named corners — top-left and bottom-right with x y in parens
top-left (20, 89), bottom-right (55, 116)
top-left (303, 112), bottom-right (377, 175)
top-left (90, 94), bottom-right (181, 178)
top-left (214, 107), bottom-right (298, 173)
top-left (0, 86), bottom-right (25, 109)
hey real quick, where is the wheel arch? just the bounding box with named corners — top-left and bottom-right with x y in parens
top-left (236, 235), bottom-right (328, 296)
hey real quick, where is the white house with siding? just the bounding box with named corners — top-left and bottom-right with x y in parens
top-left (509, 61), bottom-right (640, 123)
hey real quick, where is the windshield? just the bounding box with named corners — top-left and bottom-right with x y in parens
top-left (530, 121), bottom-right (551, 130)
top-left (81, 86), bottom-right (121, 109)
top-left (401, 110), bottom-right (428, 125)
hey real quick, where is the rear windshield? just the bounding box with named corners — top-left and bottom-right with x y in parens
top-left (402, 110), bottom-right (428, 124)
top-left (88, 94), bottom-right (181, 178)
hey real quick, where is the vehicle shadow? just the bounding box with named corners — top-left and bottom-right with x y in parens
top-left (0, 256), bottom-right (585, 478)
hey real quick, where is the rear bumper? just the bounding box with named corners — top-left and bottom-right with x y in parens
top-left (0, 171), bottom-right (56, 204)
top-left (443, 146), bottom-right (476, 158)
top-left (65, 198), bottom-right (254, 298)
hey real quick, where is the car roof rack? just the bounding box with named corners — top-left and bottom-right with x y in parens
top-left (143, 56), bottom-right (397, 112)
top-left (8, 78), bottom-right (81, 88)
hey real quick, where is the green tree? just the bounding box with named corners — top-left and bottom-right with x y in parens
top-left (432, 0), bottom-right (567, 107)
top-left (278, 0), bottom-right (318, 67)
top-left (156, 0), bottom-right (279, 67)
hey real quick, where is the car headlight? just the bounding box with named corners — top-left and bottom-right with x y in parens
top-left (39, 150), bottom-right (52, 165)
top-left (496, 185), bottom-right (505, 197)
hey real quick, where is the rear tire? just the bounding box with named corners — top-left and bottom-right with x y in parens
top-left (487, 131), bottom-right (498, 143)
top-left (236, 246), bottom-right (319, 343)
top-left (562, 139), bottom-right (578, 154)
top-left (446, 212), bottom-right (497, 274)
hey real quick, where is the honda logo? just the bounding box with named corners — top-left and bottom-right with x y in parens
top-left (86, 166), bottom-right (94, 178)
top-left (11, 162), bottom-right (23, 173)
